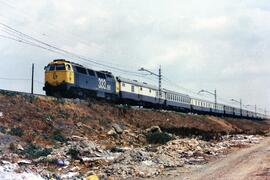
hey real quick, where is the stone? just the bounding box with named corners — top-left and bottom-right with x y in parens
top-left (17, 159), bottom-right (32, 165)
top-left (17, 144), bottom-right (24, 151)
top-left (145, 126), bottom-right (162, 134)
top-left (0, 112), bottom-right (3, 118)
top-left (86, 175), bottom-right (99, 180)
top-left (55, 159), bottom-right (70, 166)
top-left (107, 129), bottom-right (117, 136)
top-left (111, 146), bottom-right (132, 153)
top-left (112, 123), bottom-right (123, 134)
top-left (60, 172), bottom-right (80, 179)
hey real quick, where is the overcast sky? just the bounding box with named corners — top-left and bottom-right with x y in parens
top-left (0, 0), bottom-right (269, 113)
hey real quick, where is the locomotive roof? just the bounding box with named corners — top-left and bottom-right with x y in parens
top-left (52, 59), bottom-right (114, 75)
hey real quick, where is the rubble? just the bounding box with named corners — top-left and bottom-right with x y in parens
top-left (0, 161), bottom-right (43, 180)
top-left (102, 134), bottom-right (264, 178)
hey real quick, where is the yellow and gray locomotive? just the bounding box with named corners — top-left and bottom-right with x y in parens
top-left (44, 59), bottom-right (119, 99)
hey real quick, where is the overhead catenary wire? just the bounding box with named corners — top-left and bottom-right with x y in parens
top-left (0, 23), bottom-right (145, 77)
top-left (0, 0), bottom-right (141, 69)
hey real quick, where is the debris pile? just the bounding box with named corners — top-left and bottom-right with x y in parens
top-left (0, 161), bottom-right (43, 180)
top-left (103, 134), bottom-right (263, 178)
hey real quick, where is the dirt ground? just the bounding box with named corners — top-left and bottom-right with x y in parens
top-left (153, 137), bottom-right (270, 180)
top-left (0, 92), bottom-right (269, 149)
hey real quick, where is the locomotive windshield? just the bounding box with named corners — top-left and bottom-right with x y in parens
top-left (46, 64), bottom-right (66, 71)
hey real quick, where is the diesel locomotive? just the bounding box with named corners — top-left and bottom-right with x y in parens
top-left (43, 59), bottom-right (267, 120)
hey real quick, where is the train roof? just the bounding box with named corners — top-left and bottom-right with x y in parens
top-left (163, 89), bottom-right (190, 98)
top-left (117, 77), bottom-right (158, 90)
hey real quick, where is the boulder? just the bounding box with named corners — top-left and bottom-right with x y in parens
top-left (112, 123), bottom-right (123, 134)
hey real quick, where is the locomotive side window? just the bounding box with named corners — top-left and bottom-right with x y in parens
top-left (56, 64), bottom-right (65, 70)
top-left (87, 69), bottom-right (96, 76)
top-left (96, 72), bottom-right (106, 79)
top-left (76, 66), bottom-right (87, 74)
top-left (66, 64), bottom-right (71, 70)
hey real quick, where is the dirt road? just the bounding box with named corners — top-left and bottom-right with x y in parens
top-left (155, 137), bottom-right (270, 180)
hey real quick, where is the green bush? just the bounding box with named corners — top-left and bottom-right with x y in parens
top-left (43, 114), bottom-right (54, 121)
top-left (9, 127), bottom-right (24, 137)
top-left (59, 109), bottom-right (69, 118)
top-left (146, 132), bottom-right (172, 144)
top-left (22, 143), bottom-right (52, 158)
top-left (67, 148), bottom-right (80, 160)
top-left (52, 130), bottom-right (67, 142)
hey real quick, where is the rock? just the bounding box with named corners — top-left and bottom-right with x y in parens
top-left (0, 112), bottom-right (3, 118)
top-left (60, 172), bottom-right (80, 179)
top-left (76, 122), bottom-right (82, 127)
top-left (17, 159), bottom-right (31, 165)
top-left (145, 126), bottom-right (162, 134)
top-left (55, 159), bottom-right (70, 166)
top-left (9, 143), bottom-right (16, 151)
top-left (107, 129), bottom-right (117, 136)
top-left (111, 146), bottom-right (132, 153)
top-left (86, 175), bottom-right (99, 180)
top-left (17, 144), bottom-right (24, 151)
top-left (112, 123), bottom-right (123, 134)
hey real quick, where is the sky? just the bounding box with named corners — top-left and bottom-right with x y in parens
top-left (0, 0), bottom-right (269, 113)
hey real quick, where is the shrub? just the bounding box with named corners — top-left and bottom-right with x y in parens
top-left (146, 132), bottom-right (173, 144)
top-left (43, 114), bottom-right (54, 121)
top-left (67, 148), bottom-right (80, 160)
top-left (52, 130), bottom-right (67, 143)
top-left (9, 127), bottom-right (24, 137)
top-left (22, 143), bottom-right (52, 158)
top-left (59, 109), bottom-right (69, 118)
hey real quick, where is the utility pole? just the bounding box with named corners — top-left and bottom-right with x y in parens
top-left (138, 66), bottom-right (162, 101)
top-left (31, 63), bottom-right (34, 94)
top-left (231, 98), bottom-right (242, 116)
top-left (214, 89), bottom-right (217, 110)
top-left (246, 104), bottom-right (257, 117)
top-left (240, 99), bottom-right (242, 115)
top-left (198, 89), bottom-right (217, 110)
top-left (255, 104), bottom-right (257, 115)
top-left (158, 65), bottom-right (162, 99)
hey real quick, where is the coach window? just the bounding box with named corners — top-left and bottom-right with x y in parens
top-left (140, 87), bottom-right (143, 91)
top-left (122, 83), bottom-right (126, 87)
top-left (131, 85), bottom-right (135, 92)
top-left (149, 89), bottom-right (151, 93)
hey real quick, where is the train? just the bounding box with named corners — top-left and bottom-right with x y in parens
top-left (43, 59), bottom-right (267, 120)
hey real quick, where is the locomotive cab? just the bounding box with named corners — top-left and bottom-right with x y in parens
top-left (45, 59), bottom-right (74, 86)
top-left (44, 59), bottom-right (75, 96)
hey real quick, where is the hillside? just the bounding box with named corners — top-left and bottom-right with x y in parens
top-left (0, 90), bottom-right (269, 179)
